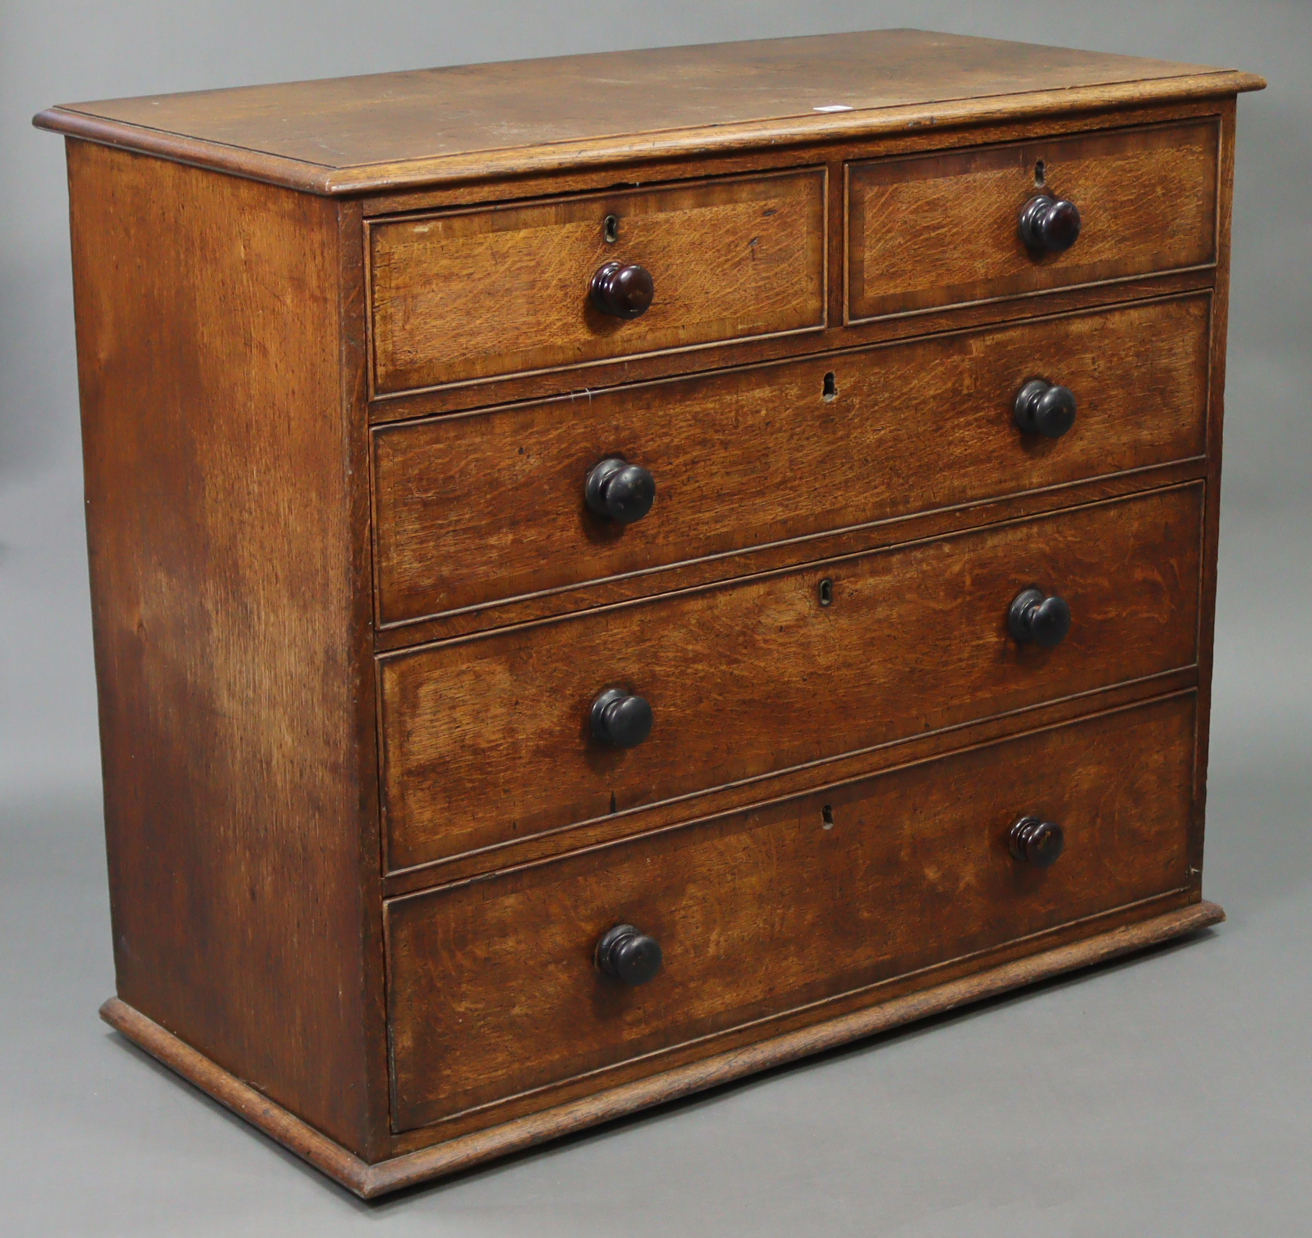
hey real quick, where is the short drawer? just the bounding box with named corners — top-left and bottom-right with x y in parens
top-left (373, 294), bottom-right (1210, 627)
top-left (368, 168), bottom-right (826, 394)
top-left (386, 694), bottom-right (1196, 1132)
top-left (379, 484), bottom-right (1202, 870)
top-left (846, 118), bottom-right (1218, 321)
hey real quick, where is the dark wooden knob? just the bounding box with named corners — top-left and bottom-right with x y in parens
top-left (585, 456), bottom-right (656, 523)
top-left (590, 261), bottom-right (654, 318)
top-left (1014, 380), bottom-right (1077, 439)
top-left (590, 687), bottom-right (653, 748)
top-left (1009, 816), bottom-right (1065, 868)
top-left (1019, 194), bottom-right (1082, 254)
top-left (595, 924), bottom-right (663, 985)
top-left (1008, 587), bottom-right (1071, 648)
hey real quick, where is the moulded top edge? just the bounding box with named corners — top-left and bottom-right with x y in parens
top-left (32, 29), bottom-right (1264, 197)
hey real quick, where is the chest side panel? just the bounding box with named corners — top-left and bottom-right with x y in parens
top-left (69, 140), bottom-right (382, 1156)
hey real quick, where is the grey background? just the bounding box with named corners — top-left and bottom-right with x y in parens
top-left (2, 1), bottom-right (1308, 1233)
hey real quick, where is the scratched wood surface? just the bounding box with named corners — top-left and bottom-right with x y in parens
top-left (102, 895), bottom-right (1222, 1195)
top-left (373, 293), bottom-right (1210, 628)
top-left (369, 169), bottom-right (825, 393)
top-left (847, 117), bottom-right (1219, 320)
top-left (386, 694), bottom-right (1195, 1130)
top-left (67, 139), bottom-right (384, 1156)
top-left (361, 102), bottom-right (1229, 427)
top-left (33, 31), bottom-right (1262, 194)
top-left (379, 484), bottom-right (1203, 871)
top-left (40, 30), bottom-right (1261, 1196)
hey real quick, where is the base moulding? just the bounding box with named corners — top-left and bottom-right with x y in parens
top-left (101, 898), bottom-right (1224, 1198)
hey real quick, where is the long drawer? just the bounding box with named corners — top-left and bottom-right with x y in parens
top-left (369, 168), bottom-right (826, 394)
top-left (846, 118), bottom-right (1219, 320)
top-left (372, 294), bottom-right (1209, 628)
top-left (379, 483), bottom-right (1202, 871)
top-left (386, 693), bottom-right (1196, 1132)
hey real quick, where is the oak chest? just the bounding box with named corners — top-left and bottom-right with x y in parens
top-left (37, 30), bottom-right (1264, 1196)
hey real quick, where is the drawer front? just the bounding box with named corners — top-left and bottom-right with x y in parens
top-left (369, 169), bottom-right (826, 394)
top-left (373, 294), bottom-right (1209, 627)
top-left (380, 484), bottom-right (1202, 870)
top-left (387, 694), bottom-right (1196, 1131)
top-left (847, 119), bottom-right (1218, 321)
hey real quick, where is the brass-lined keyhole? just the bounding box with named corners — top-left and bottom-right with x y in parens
top-left (821, 804), bottom-right (835, 830)
top-left (822, 371), bottom-right (838, 401)
top-left (1034, 160), bottom-right (1046, 186)
top-left (604, 214), bottom-right (620, 243)
top-left (818, 578), bottom-right (834, 607)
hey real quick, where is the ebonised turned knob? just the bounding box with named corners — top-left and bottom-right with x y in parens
top-left (1014, 379), bottom-right (1077, 439)
top-left (1019, 194), bottom-right (1082, 254)
top-left (1009, 816), bottom-right (1066, 868)
top-left (590, 261), bottom-right (655, 318)
top-left (1008, 587), bottom-right (1072, 648)
top-left (595, 924), bottom-right (663, 985)
top-left (585, 456), bottom-right (656, 524)
top-left (590, 687), bottom-right (653, 748)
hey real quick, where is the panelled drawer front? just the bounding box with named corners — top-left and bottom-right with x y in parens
top-left (380, 484), bottom-right (1202, 870)
top-left (386, 694), bottom-right (1196, 1132)
top-left (369, 168), bottom-right (826, 395)
top-left (373, 294), bottom-right (1209, 627)
top-left (846, 119), bottom-right (1218, 321)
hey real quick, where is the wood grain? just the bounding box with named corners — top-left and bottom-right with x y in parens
top-left (368, 169), bottom-right (826, 393)
top-left (847, 118), bottom-right (1219, 320)
top-left (101, 898), bottom-right (1223, 1196)
top-left (379, 895), bottom-right (1222, 1173)
top-left (375, 442), bottom-right (1209, 656)
top-left (373, 293), bottom-right (1210, 628)
top-left (354, 98), bottom-right (1222, 218)
top-left (33, 30), bottom-right (1262, 195)
top-left (369, 269), bottom-right (1218, 426)
top-left (41, 30), bottom-right (1260, 1196)
top-left (381, 674), bottom-right (1200, 894)
top-left (349, 99), bottom-right (1228, 427)
top-left (386, 695), bottom-right (1196, 1130)
top-left (380, 484), bottom-right (1203, 870)
top-left (68, 139), bottom-right (382, 1156)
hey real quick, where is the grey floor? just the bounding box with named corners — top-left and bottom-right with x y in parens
top-left (4, 502), bottom-right (1311, 1236)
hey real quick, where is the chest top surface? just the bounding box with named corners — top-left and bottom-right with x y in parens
top-left (33, 29), bottom-right (1262, 195)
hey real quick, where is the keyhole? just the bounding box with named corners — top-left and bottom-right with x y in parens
top-left (822, 371), bottom-right (838, 401)
top-left (1034, 160), bottom-right (1046, 187)
top-left (818, 578), bottom-right (833, 607)
top-left (821, 805), bottom-right (835, 830)
top-left (604, 214), bottom-right (620, 243)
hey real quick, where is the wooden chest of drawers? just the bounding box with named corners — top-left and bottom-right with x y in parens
top-left (37, 30), bottom-right (1263, 1197)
